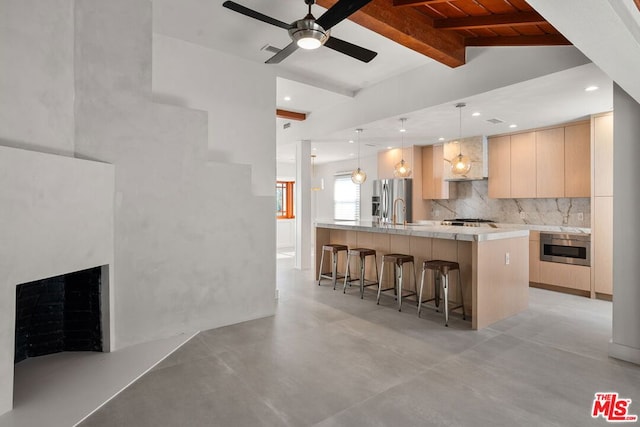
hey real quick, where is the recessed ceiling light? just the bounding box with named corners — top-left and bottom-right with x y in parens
top-left (284, 96), bottom-right (291, 101)
top-left (472, 112), bottom-right (481, 117)
top-left (585, 86), bottom-right (599, 92)
top-left (348, 140), bottom-right (354, 144)
top-left (438, 137), bottom-right (445, 141)
top-left (509, 124), bottom-right (518, 128)
top-left (349, 153), bottom-right (355, 156)
top-left (312, 147), bottom-right (317, 151)
top-left (387, 146), bottom-right (393, 150)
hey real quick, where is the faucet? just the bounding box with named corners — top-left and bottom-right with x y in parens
top-left (392, 197), bottom-right (406, 226)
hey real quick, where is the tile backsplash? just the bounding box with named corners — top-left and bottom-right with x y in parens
top-left (428, 180), bottom-right (591, 227)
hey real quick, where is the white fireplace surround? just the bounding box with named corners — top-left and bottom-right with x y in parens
top-left (0, 146), bottom-right (115, 413)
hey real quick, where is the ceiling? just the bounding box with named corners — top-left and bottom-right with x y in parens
top-left (152, 0), bottom-right (621, 165)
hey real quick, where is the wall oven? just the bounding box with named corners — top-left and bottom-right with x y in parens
top-left (540, 233), bottom-right (591, 267)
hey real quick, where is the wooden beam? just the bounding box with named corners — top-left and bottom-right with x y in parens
top-left (465, 34), bottom-right (571, 47)
top-left (276, 109), bottom-right (306, 121)
top-left (434, 12), bottom-right (547, 30)
top-left (393, 0), bottom-right (452, 7)
top-left (317, 0), bottom-right (466, 67)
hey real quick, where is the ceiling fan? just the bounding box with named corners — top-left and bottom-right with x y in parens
top-left (222, 0), bottom-right (377, 64)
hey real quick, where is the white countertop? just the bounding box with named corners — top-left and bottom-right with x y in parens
top-left (315, 221), bottom-right (530, 242)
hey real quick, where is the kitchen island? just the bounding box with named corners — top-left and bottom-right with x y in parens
top-left (316, 221), bottom-right (530, 329)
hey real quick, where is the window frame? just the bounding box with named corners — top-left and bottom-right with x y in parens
top-left (276, 181), bottom-right (295, 219)
top-left (333, 173), bottom-right (361, 221)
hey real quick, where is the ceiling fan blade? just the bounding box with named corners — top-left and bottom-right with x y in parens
top-left (222, 1), bottom-right (292, 30)
top-left (316, 0), bottom-right (372, 31)
top-left (324, 37), bottom-right (377, 63)
top-left (265, 42), bottom-right (299, 64)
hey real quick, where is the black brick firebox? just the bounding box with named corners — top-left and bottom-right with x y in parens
top-left (14, 267), bottom-right (102, 364)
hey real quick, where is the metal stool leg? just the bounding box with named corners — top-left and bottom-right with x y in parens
top-left (317, 249), bottom-right (326, 286)
top-left (443, 272), bottom-right (450, 327)
top-left (397, 263), bottom-right (403, 312)
top-left (458, 269), bottom-right (466, 320)
top-left (343, 251), bottom-right (351, 293)
top-left (418, 267), bottom-right (426, 317)
top-left (376, 260), bottom-right (385, 304)
top-left (359, 255), bottom-right (366, 299)
top-left (332, 251), bottom-right (338, 290)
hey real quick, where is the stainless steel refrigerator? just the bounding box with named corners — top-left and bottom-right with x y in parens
top-left (372, 179), bottom-right (412, 224)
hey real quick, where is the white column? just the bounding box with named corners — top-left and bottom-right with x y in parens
top-left (295, 140), bottom-right (312, 270)
top-left (610, 83), bottom-right (640, 365)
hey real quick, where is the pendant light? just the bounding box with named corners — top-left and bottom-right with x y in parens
top-left (351, 128), bottom-right (367, 184)
top-left (451, 102), bottom-right (472, 176)
top-left (393, 118), bottom-right (412, 178)
top-left (310, 154), bottom-right (324, 191)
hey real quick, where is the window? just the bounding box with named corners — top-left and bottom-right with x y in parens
top-left (276, 181), bottom-right (294, 219)
top-left (334, 174), bottom-right (360, 221)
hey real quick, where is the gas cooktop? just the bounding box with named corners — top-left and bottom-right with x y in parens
top-left (441, 218), bottom-right (496, 227)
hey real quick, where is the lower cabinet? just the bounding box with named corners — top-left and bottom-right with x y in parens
top-left (529, 231), bottom-right (591, 294)
top-left (538, 261), bottom-right (591, 292)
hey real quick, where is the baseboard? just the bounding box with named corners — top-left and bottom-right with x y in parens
top-left (529, 282), bottom-right (590, 297)
top-left (609, 340), bottom-right (640, 366)
top-left (595, 292), bottom-right (613, 301)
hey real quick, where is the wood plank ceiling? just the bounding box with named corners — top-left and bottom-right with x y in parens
top-left (316, 0), bottom-right (571, 67)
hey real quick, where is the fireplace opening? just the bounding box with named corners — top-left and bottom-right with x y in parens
top-left (15, 266), bottom-right (102, 364)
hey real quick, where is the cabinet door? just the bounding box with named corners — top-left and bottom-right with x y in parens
top-left (488, 135), bottom-right (511, 198)
top-left (594, 196), bottom-right (613, 295)
top-left (529, 231), bottom-right (540, 283)
top-left (564, 122), bottom-right (591, 197)
top-left (422, 145), bottom-right (435, 199)
top-left (432, 144), bottom-right (449, 199)
top-left (536, 127), bottom-right (565, 198)
top-left (510, 132), bottom-right (536, 198)
top-left (594, 114), bottom-right (613, 197)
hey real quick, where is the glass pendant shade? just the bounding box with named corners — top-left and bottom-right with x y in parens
top-left (394, 159), bottom-right (412, 178)
top-left (351, 167), bottom-right (367, 184)
top-left (350, 128), bottom-right (366, 185)
top-left (451, 153), bottom-right (472, 175)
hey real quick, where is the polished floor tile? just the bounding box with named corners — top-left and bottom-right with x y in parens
top-left (80, 257), bottom-right (640, 427)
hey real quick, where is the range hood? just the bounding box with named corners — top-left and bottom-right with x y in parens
top-left (443, 135), bottom-right (488, 181)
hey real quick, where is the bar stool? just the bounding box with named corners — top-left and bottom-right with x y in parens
top-left (376, 254), bottom-right (417, 311)
top-left (418, 260), bottom-right (466, 326)
top-left (317, 244), bottom-right (349, 290)
top-left (343, 248), bottom-right (379, 299)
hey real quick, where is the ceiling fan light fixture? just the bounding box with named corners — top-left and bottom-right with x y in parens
top-left (289, 19), bottom-right (329, 50)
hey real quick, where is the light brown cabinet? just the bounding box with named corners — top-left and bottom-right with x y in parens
top-left (539, 261), bottom-right (591, 292)
top-left (529, 231), bottom-right (540, 283)
top-left (536, 127), bottom-right (565, 198)
top-left (488, 135), bottom-right (511, 198)
top-left (510, 132), bottom-right (537, 198)
top-left (488, 121), bottom-right (590, 199)
top-left (593, 114), bottom-right (614, 197)
top-left (564, 122), bottom-right (591, 197)
top-left (422, 144), bottom-right (451, 200)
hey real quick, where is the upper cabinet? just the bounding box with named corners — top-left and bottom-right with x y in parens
top-left (487, 135), bottom-right (510, 198)
top-left (593, 114), bottom-right (614, 197)
top-left (510, 132), bottom-right (537, 198)
top-left (536, 127), bottom-right (565, 198)
top-left (564, 122), bottom-right (591, 198)
top-left (488, 121), bottom-right (590, 199)
top-left (422, 144), bottom-right (452, 200)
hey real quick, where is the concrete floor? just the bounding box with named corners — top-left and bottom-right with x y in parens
top-left (80, 256), bottom-right (640, 426)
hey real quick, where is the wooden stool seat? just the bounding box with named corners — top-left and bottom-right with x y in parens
top-left (376, 253), bottom-right (417, 312)
top-left (419, 259), bottom-right (466, 326)
top-left (343, 248), bottom-right (379, 299)
top-left (318, 244), bottom-right (349, 290)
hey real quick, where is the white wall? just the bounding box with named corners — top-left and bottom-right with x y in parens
top-left (73, 0), bottom-right (276, 349)
top-left (0, 146), bottom-right (114, 415)
top-left (0, 0), bottom-right (75, 156)
top-left (152, 34), bottom-right (275, 196)
top-left (0, 0), bottom-right (277, 414)
top-left (610, 83), bottom-right (640, 364)
top-left (313, 155), bottom-right (378, 222)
